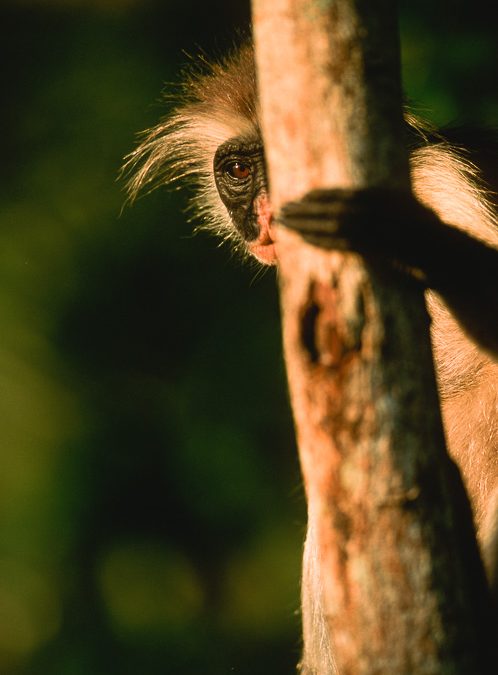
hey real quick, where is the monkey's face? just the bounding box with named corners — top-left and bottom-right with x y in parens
top-left (213, 136), bottom-right (276, 264)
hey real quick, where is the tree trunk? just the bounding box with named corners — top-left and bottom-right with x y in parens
top-left (252, 1), bottom-right (494, 672)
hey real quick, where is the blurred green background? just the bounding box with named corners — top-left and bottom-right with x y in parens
top-left (0, 1), bottom-right (496, 673)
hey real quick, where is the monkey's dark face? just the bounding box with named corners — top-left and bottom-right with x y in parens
top-left (213, 136), bottom-right (276, 264)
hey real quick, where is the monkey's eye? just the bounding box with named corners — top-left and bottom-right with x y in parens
top-left (225, 161), bottom-right (252, 180)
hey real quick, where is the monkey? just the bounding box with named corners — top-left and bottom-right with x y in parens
top-left (124, 43), bottom-right (498, 673)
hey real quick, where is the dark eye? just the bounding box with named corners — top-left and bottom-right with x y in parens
top-left (225, 161), bottom-right (251, 180)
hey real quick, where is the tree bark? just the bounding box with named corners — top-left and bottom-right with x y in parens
top-left (252, 1), bottom-right (494, 672)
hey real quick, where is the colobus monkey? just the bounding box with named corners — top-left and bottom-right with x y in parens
top-left (125, 43), bottom-right (498, 673)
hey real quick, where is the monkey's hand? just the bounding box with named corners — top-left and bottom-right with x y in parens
top-left (279, 188), bottom-right (498, 358)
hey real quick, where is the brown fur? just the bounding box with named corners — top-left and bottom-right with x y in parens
top-left (124, 44), bottom-right (498, 674)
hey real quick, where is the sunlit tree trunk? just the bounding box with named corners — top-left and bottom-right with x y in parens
top-left (252, 0), bottom-right (494, 672)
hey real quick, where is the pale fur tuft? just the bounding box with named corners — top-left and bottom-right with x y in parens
top-left (122, 44), bottom-right (259, 255)
top-left (411, 142), bottom-right (498, 247)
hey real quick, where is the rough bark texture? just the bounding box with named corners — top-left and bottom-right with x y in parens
top-left (252, 1), bottom-right (494, 673)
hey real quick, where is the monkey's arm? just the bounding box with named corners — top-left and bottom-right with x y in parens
top-left (280, 188), bottom-right (498, 358)
top-left (417, 223), bottom-right (498, 357)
